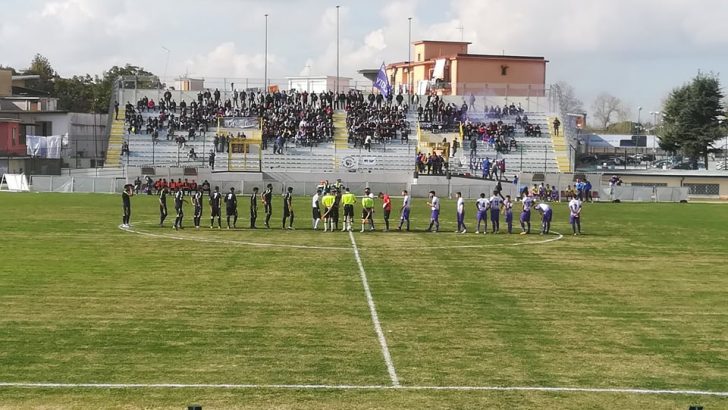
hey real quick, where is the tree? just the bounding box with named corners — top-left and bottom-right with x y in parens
top-left (54, 75), bottom-right (97, 113)
top-left (53, 64), bottom-right (157, 113)
top-left (591, 93), bottom-right (628, 130)
top-left (660, 73), bottom-right (725, 168)
top-left (552, 81), bottom-right (584, 120)
top-left (26, 54), bottom-right (57, 94)
top-left (0, 65), bottom-right (18, 75)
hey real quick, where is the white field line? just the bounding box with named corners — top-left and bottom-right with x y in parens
top-left (348, 231), bottom-right (400, 387)
top-left (421, 231), bottom-right (564, 249)
top-left (119, 224), bottom-right (563, 251)
top-left (0, 383), bottom-right (726, 396)
top-left (118, 224), bottom-right (349, 251)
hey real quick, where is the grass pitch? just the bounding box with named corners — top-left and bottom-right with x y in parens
top-left (0, 192), bottom-right (726, 409)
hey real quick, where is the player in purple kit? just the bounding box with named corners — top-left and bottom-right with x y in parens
top-left (397, 190), bottom-right (411, 231)
top-left (534, 202), bottom-right (553, 234)
top-left (519, 193), bottom-right (534, 235)
top-left (503, 195), bottom-right (514, 234)
top-left (568, 196), bottom-right (582, 235)
top-left (455, 192), bottom-right (467, 234)
top-left (489, 190), bottom-right (503, 233)
top-left (475, 193), bottom-right (489, 234)
top-left (426, 190), bottom-right (440, 232)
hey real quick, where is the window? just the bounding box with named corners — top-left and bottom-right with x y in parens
top-left (417, 53), bottom-right (421, 62)
top-left (35, 121), bottom-right (52, 136)
top-left (12, 127), bottom-right (17, 146)
top-left (685, 183), bottom-right (719, 195)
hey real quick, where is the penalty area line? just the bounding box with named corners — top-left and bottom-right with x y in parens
top-left (0, 383), bottom-right (726, 396)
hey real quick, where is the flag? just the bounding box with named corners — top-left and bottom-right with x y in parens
top-left (373, 62), bottom-right (391, 98)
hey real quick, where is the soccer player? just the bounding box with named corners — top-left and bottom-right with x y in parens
top-left (520, 192), bottom-right (534, 235)
top-left (426, 190), bottom-right (440, 232)
top-left (341, 187), bottom-right (357, 232)
top-left (121, 184), bottom-right (133, 228)
top-left (332, 188), bottom-right (342, 231)
top-left (397, 189), bottom-right (411, 231)
top-left (363, 187), bottom-right (375, 230)
top-left (209, 186), bottom-right (222, 229)
top-left (360, 193), bottom-right (375, 232)
top-left (503, 195), bottom-right (514, 234)
top-left (321, 189), bottom-right (336, 232)
top-left (250, 187), bottom-right (259, 229)
top-left (282, 186), bottom-right (294, 230)
top-left (262, 183), bottom-right (273, 228)
top-left (224, 187), bottom-right (238, 229)
top-left (475, 193), bottom-right (489, 234)
top-left (312, 189), bottom-right (321, 230)
top-left (535, 201), bottom-right (553, 234)
top-left (489, 190), bottom-right (503, 234)
top-left (192, 188), bottom-right (203, 229)
top-left (173, 186), bottom-right (186, 230)
top-left (158, 186), bottom-right (169, 227)
top-left (378, 192), bottom-right (392, 231)
top-left (568, 195), bottom-right (582, 235)
top-left (455, 191), bottom-right (467, 234)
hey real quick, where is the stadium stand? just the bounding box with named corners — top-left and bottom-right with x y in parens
top-left (112, 87), bottom-right (560, 175)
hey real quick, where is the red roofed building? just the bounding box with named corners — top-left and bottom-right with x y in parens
top-left (386, 40), bottom-right (547, 97)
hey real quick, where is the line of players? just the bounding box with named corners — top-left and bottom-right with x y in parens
top-left (123, 183), bottom-right (583, 236)
top-left (432, 189), bottom-right (582, 236)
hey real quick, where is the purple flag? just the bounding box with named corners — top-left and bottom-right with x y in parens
top-left (373, 62), bottom-right (391, 98)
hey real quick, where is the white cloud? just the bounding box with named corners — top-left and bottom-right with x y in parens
top-left (183, 42), bottom-right (280, 80)
top-left (1, 0), bottom-right (726, 112)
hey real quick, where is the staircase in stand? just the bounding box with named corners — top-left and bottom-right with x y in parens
top-left (333, 111), bottom-right (348, 150)
top-left (549, 117), bottom-right (571, 173)
top-left (104, 111), bottom-right (125, 168)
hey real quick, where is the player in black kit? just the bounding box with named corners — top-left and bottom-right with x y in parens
top-left (192, 188), bottom-right (203, 229)
top-left (173, 186), bottom-right (186, 230)
top-left (121, 184), bottom-right (133, 227)
top-left (159, 187), bottom-right (169, 227)
top-left (209, 186), bottom-right (222, 228)
top-left (282, 186), bottom-right (295, 230)
top-left (262, 183), bottom-right (273, 228)
top-left (225, 187), bottom-right (238, 229)
top-left (331, 188), bottom-right (341, 230)
top-left (250, 187), bottom-right (259, 228)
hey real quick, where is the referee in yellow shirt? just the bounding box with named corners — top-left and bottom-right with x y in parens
top-left (321, 190), bottom-right (336, 232)
top-left (341, 187), bottom-right (357, 232)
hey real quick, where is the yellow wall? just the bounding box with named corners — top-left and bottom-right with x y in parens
top-left (0, 70), bottom-right (12, 97)
top-left (455, 58), bottom-right (546, 95)
top-left (415, 42), bottom-right (468, 61)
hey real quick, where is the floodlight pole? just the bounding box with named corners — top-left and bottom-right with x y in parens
top-left (264, 14), bottom-right (268, 92)
top-left (336, 6), bottom-right (340, 99)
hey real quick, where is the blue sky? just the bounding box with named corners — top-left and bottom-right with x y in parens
top-left (2, 0), bottom-right (727, 121)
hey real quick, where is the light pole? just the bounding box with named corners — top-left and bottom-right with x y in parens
top-left (161, 46), bottom-right (170, 89)
top-left (408, 17), bottom-right (412, 62)
top-left (637, 106), bottom-right (642, 130)
top-left (264, 14), bottom-right (268, 92)
top-left (336, 5), bottom-right (340, 99)
top-left (408, 17), bottom-right (412, 98)
top-left (650, 111), bottom-right (660, 155)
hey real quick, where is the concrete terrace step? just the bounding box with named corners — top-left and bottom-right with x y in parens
top-left (105, 110), bottom-right (127, 168)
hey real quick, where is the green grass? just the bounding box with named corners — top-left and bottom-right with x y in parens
top-left (0, 192), bottom-right (726, 408)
